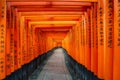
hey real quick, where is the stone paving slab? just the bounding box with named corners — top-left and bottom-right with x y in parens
top-left (29, 48), bottom-right (72, 80)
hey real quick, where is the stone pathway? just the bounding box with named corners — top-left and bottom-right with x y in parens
top-left (29, 48), bottom-right (72, 80)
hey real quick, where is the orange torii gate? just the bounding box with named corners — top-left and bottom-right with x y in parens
top-left (1, 0), bottom-right (120, 80)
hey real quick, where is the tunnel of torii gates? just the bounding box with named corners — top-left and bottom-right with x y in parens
top-left (0, 0), bottom-right (120, 80)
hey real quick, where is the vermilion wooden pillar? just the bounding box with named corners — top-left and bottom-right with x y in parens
top-left (74, 25), bottom-right (77, 61)
top-left (14, 9), bottom-right (19, 70)
top-left (85, 12), bottom-right (91, 68)
top-left (97, 0), bottom-right (105, 79)
top-left (83, 14), bottom-right (86, 66)
top-left (6, 26), bottom-right (11, 75)
top-left (66, 32), bottom-right (70, 55)
top-left (114, 0), bottom-right (120, 80)
top-left (104, 0), bottom-right (114, 80)
top-left (33, 29), bottom-right (39, 58)
top-left (71, 26), bottom-right (76, 59)
top-left (39, 31), bottom-right (44, 54)
top-left (31, 27), bottom-right (34, 60)
top-left (20, 16), bottom-right (27, 65)
top-left (69, 30), bottom-right (73, 57)
top-left (85, 9), bottom-right (91, 70)
top-left (10, 7), bottom-right (15, 73)
top-left (31, 27), bottom-right (34, 61)
top-left (25, 19), bottom-right (29, 63)
top-left (90, 5), bottom-right (94, 73)
top-left (93, 3), bottom-right (98, 76)
top-left (0, 0), bottom-right (6, 79)
top-left (76, 22), bottom-right (81, 63)
top-left (74, 23), bottom-right (79, 61)
top-left (16, 11), bottom-right (22, 68)
top-left (90, 3), bottom-right (98, 75)
top-left (27, 23), bottom-right (34, 62)
top-left (80, 15), bottom-right (85, 65)
top-left (94, 3), bottom-right (98, 76)
top-left (84, 12), bottom-right (88, 68)
top-left (6, 9), bottom-right (11, 75)
top-left (78, 19), bottom-right (82, 64)
top-left (64, 30), bottom-right (72, 57)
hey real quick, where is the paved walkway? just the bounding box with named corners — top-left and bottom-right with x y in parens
top-left (29, 48), bottom-right (72, 80)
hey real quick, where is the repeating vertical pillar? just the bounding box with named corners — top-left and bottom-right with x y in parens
top-left (114, 0), bottom-right (120, 80)
top-left (104, 0), bottom-right (114, 80)
top-left (14, 9), bottom-right (19, 70)
top-left (97, 0), bottom-right (105, 79)
top-left (85, 9), bottom-right (91, 70)
top-left (75, 23), bottom-right (80, 61)
top-left (28, 23), bottom-right (33, 62)
top-left (83, 14), bottom-right (86, 66)
top-left (79, 17), bottom-right (83, 64)
top-left (80, 15), bottom-right (85, 65)
top-left (20, 16), bottom-right (28, 64)
top-left (84, 12), bottom-right (88, 68)
top-left (25, 19), bottom-right (29, 63)
top-left (6, 7), bottom-right (11, 75)
top-left (33, 28), bottom-right (38, 58)
top-left (16, 12), bottom-right (22, 68)
top-left (31, 26), bottom-right (34, 60)
top-left (93, 3), bottom-right (98, 76)
top-left (10, 7), bottom-right (15, 73)
top-left (76, 22), bottom-right (81, 63)
top-left (69, 26), bottom-right (75, 59)
top-left (20, 17), bottom-right (24, 65)
top-left (78, 20), bottom-right (82, 64)
top-left (0, 0), bottom-right (6, 79)
top-left (69, 29), bottom-right (73, 57)
top-left (90, 3), bottom-right (98, 75)
top-left (90, 5), bottom-right (95, 73)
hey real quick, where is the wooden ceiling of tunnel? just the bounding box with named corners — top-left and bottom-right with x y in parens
top-left (6, 0), bottom-right (97, 41)
top-left (42, 31), bottom-right (68, 43)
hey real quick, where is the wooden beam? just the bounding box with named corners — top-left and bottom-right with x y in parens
top-left (21, 12), bottom-right (84, 15)
top-left (34, 25), bottom-right (72, 28)
top-left (33, 24), bottom-right (73, 28)
top-left (29, 21), bottom-right (77, 25)
top-left (7, 0), bottom-right (97, 2)
top-left (40, 29), bottom-right (69, 31)
top-left (7, 2), bottom-right (92, 6)
top-left (23, 15), bottom-right (81, 21)
top-left (16, 7), bottom-right (87, 12)
top-left (35, 27), bottom-right (71, 32)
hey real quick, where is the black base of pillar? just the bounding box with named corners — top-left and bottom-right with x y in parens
top-left (64, 50), bottom-right (102, 80)
top-left (4, 50), bottom-right (53, 80)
